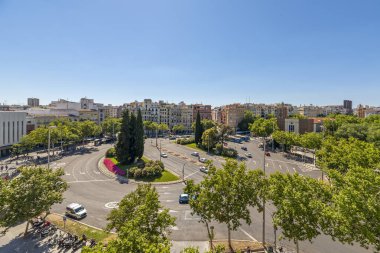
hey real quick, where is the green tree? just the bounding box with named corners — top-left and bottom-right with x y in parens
top-left (201, 119), bottom-right (216, 131)
top-left (78, 120), bottom-right (101, 146)
top-left (186, 160), bottom-right (265, 251)
top-left (268, 173), bottom-right (332, 253)
top-left (324, 167), bottom-right (380, 251)
top-left (250, 118), bottom-right (278, 137)
top-left (215, 124), bottom-right (233, 152)
top-left (201, 127), bottom-right (218, 151)
top-left (335, 123), bottom-right (368, 141)
top-left (172, 124), bottom-right (185, 134)
top-left (316, 137), bottom-right (380, 174)
top-left (195, 111), bottom-right (203, 146)
top-left (94, 184), bottom-right (175, 253)
top-left (101, 117), bottom-right (121, 138)
top-left (136, 109), bottom-right (145, 159)
top-left (116, 110), bottom-right (131, 164)
top-left (237, 111), bottom-right (258, 131)
top-left (299, 132), bottom-right (323, 150)
top-left (129, 113), bottom-right (137, 163)
top-left (0, 166), bottom-right (68, 235)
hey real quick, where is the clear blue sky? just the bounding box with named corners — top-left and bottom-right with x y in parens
top-left (1, 0), bottom-right (379, 107)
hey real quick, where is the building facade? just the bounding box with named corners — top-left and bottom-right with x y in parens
top-left (0, 112), bottom-right (27, 157)
top-left (27, 98), bottom-right (40, 107)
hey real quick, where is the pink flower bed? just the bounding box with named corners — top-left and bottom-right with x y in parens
top-left (104, 158), bottom-right (126, 176)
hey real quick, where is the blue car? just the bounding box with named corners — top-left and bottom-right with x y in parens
top-left (179, 194), bottom-right (189, 204)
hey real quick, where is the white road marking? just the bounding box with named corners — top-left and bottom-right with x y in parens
top-left (166, 200), bottom-right (175, 203)
top-left (293, 168), bottom-right (297, 173)
top-left (279, 165), bottom-right (282, 170)
top-left (105, 202), bottom-right (119, 209)
top-left (93, 170), bottom-right (100, 174)
top-left (169, 210), bottom-right (179, 213)
top-left (80, 171), bottom-right (86, 174)
top-left (239, 227), bottom-right (258, 242)
top-left (163, 192), bottom-right (172, 195)
top-left (184, 171), bottom-right (199, 179)
top-left (170, 226), bottom-right (180, 231)
top-left (161, 186), bottom-right (169, 189)
top-left (67, 179), bottom-right (114, 183)
top-left (266, 163), bottom-right (269, 167)
top-left (65, 173), bottom-right (71, 176)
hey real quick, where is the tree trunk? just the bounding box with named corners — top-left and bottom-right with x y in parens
top-left (227, 225), bottom-right (233, 252)
top-left (296, 240), bottom-right (299, 253)
top-left (205, 221), bottom-right (214, 251)
top-left (24, 220), bottom-right (30, 236)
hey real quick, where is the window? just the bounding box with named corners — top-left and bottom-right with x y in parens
top-left (12, 121), bottom-right (15, 142)
top-left (288, 124), bottom-right (295, 132)
top-left (8, 122), bottom-right (10, 143)
top-left (17, 121), bottom-right (19, 142)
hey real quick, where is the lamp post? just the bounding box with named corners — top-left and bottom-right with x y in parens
top-left (262, 137), bottom-right (266, 249)
top-left (182, 161), bottom-right (188, 182)
top-left (47, 126), bottom-right (57, 169)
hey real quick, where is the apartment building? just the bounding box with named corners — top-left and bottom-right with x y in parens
top-left (192, 104), bottom-right (212, 121)
top-left (220, 103), bottom-right (246, 128)
top-left (27, 98), bottom-right (40, 107)
top-left (0, 111), bottom-right (27, 157)
top-left (211, 107), bottom-right (222, 124)
top-left (298, 105), bottom-right (324, 117)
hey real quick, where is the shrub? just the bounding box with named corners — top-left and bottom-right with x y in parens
top-left (134, 169), bottom-right (143, 179)
top-left (103, 158), bottom-right (126, 176)
top-left (222, 148), bottom-right (238, 158)
top-left (177, 138), bottom-right (195, 145)
top-left (105, 148), bottom-right (116, 158)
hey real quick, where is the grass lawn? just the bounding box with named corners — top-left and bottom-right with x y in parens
top-left (185, 143), bottom-right (204, 152)
top-left (110, 156), bottom-right (149, 171)
top-left (46, 213), bottom-right (115, 243)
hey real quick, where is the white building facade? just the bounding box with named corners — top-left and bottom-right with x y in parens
top-left (0, 112), bottom-right (27, 157)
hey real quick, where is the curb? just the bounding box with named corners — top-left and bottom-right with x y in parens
top-left (50, 212), bottom-right (116, 234)
top-left (97, 156), bottom-right (184, 186)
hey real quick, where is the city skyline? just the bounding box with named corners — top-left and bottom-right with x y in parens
top-left (1, 1), bottom-right (380, 106)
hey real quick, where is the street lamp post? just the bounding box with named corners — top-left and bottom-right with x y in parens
top-left (182, 161), bottom-right (188, 182)
top-left (262, 137), bottom-right (266, 249)
top-left (47, 126), bottom-right (57, 169)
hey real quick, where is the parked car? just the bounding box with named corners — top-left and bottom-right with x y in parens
top-left (241, 146), bottom-right (247, 151)
top-left (65, 203), bottom-right (87, 219)
top-left (258, 143), bottom-right (264, 148)
top-left (199, 157), bottom-right (208, 163)
top-left (191, 152), bottom-right (199, 157)
top-left (265, 152), bottom-right (271, 157)
top-left (179, 194), bottom-right (189, 204)
top-left (245, 153), bottom-right (252, 158)
top-left (199, 166), bottom-right (209, 174)
top-left (161, 153), bottom-right (168, 158)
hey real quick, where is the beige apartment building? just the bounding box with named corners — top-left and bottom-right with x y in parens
top-left (221, 103), bottom-right (247, 128)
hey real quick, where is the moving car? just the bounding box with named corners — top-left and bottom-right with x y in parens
top-left (65, 203), bottom-right (87, 219)
top-left (241, 146), bottom-right (247, 151)
top-left (199, 157), bottom-right (208, 163)
top-left (161, 153), bottom-right (168, 158)
top-left (199, 166), bottom-right (209, 174)
top-left (191, 152), bottom-right (199, 157)
top-left (179, 194), bottom-right (189, 204)
top-left (245, 153), bottom-right (252, 158)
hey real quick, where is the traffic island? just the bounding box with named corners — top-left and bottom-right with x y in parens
top-left (212, 240), bottom-right (265, 253)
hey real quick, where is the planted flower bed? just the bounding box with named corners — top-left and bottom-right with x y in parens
top-left (103, 158), bottom-right (126, 176)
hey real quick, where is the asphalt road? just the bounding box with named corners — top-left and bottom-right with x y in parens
top-left (48, 139), bottom-right (370, 253)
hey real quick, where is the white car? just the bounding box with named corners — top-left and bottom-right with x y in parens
top-left (199, 166), bottom-right (209, 174)
top-left (65, 203), bottom-right (87, 219)
top-left (199, 158), bottom-right (208, 163)
top-left (161, 153), bottom-right (168, 158)
top-left (245, 153), bottom-right (252, 158)
top-left (191, 152), bottom-right (199, 157)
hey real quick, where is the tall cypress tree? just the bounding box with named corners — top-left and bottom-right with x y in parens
top-left (129, 113), bottom-right (137, 164)
top-left (116, 110), bottom-right (130, 164)
top-left (195, 111), bottom-right (203, 146)
top-left (136, 109), bottom-right (144, 159)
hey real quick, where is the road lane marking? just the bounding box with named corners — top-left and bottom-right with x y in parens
top-left (170, 226), bottom-right (179, 231)
top-left (65, 173), bottom-right (71, 176)
top-left (239, 227), bottom-right (258, 242)
top-left (165, 200), bottom-right (175, 203)
top-left (105, 202), bottom-right (119, 209)
top-left (184, 171), bottom-right (199, 179)
top-left (67, 179), bottom-right (114, 183)
top-left (293, 168), bottom-right (297, 173)
top-left (163, 192), bottom-right (172, 195)
top-left (80, 171), bottom-right (86, 174)
top-left (93, 170), bottom-right (100, 174)
top-left (279, 165), bottom-right (282, 170)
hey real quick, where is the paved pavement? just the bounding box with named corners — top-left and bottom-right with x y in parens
top-left (0, 139), bottom-right (371, 253)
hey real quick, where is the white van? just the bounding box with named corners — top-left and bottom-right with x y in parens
top-left (65, 203), bottom-right (87, 219)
